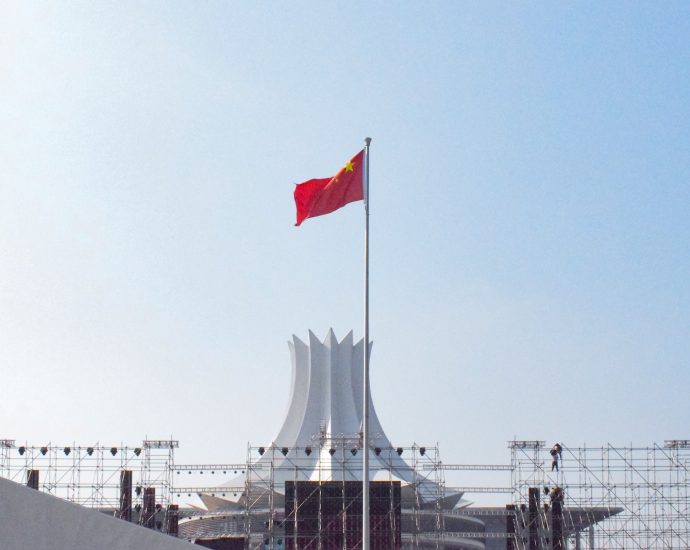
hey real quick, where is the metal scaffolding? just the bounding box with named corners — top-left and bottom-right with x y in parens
top-left (174, 437), bottom-right (447, 549)
top-left (3, 437), bottom-right (688, 549)
top-left (509, 439), bottom-right (690, 550)
top-left (0, 438), bottom-right (177, 523)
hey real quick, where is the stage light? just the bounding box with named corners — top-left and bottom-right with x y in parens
top-left (281, 447), bottom-right (289, 456)
top-left (350, 448), bottom-right (358, 456)
top-left (374, 447), bottom-right (381, 456)
top-left (40, 447), bottom-right (48, 456)
top-left (258, 446), bottom-right (265, 455)
top-left (110, 447), bottom-right (117, 456)
top-left (396, 447), bottom-right (403, 456)
top-left (200, 471), bottom-right (203, 474)
top-left (64, 447), bottom-right (71, 456)
top-left (86, 447), bottom-right (94, 456)
top-left (155, 503), bottom-right (162, 510)
top-left (419, 447), bottom-right (426, 456)
top-left (134, 504), bottom-right (141, 512)
top-left (18, 446), bottom-right (25, 456)
top-left (329, 448), bottom-right (336, 456)
top-left (134, 448), bottom-right (142, 456)
top-left (304, 447), bottom-right (312, 456)
top-left (544, 486), bottom-right (550, 495)
top-left (135, 486), bottom-right (142, 496)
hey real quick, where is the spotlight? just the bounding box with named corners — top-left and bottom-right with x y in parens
top-left (350, 448), bottom-right (358, 456)
top-left (135, 486), bottom-right (142, 496)
top-left (281, 447), bottom-right (289, 456)
top-left (304, 447), bottom-right (312, 456)
top-left (329, 448), bottom-right (336, 456)
top-left (544, 486), bottom-right (550, 495)
top-left (86, 447), bottom-right (94, 456)
top-left (419, 447), bottom-right (426, 456)
top-left (110, 447), bottom-right (117, 456)
top-left (40, 447), bottom-right (48, 456)
top-left (18, 446), bottom-right (25, 456)
top-left (374, 447), bottom-right (381, 456)
top-left (134, 448), bottom-right (142, 456)
top-left (134, 504), bottom-right (141, 512)
top-left (258, 447), bottom-right (265, 455)
top-left (64, 447), bottom-right (71, 456)
top-left (155, 503), bottom-right (162, 511)
top-left (396, 447), bottom-right (403, 456)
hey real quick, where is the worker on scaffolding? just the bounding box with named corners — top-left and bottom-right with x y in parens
top-left (550, 443), bottom-right (562, 471)
top-left (550, 485), bottom-right (564, 503)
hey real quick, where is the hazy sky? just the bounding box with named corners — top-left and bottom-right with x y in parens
top-left (2, 1), bottom-right (689, 487)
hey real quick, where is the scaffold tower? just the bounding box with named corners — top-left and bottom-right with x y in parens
top-left (509, 439), bottom-right (690, 550)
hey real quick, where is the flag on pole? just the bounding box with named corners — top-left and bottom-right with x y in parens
top-left (293, 150), bottom-right (364, 226)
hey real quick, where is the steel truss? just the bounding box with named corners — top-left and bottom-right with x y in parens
top-left (509, 439), bottom-right (690, 550)
top-left (0, 438), bottom-right (177, 525)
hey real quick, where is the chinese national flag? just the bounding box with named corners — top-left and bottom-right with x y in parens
top-left (294, 150), bottom-right (364, 226)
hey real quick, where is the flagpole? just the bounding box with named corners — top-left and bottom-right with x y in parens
top-left (362, 136), bottom-right (371, 550)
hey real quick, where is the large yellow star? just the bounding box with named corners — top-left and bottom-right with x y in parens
top-left (344, 160), bottom-right (355, 173)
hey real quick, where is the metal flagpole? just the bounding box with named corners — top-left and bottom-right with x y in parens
top-left (362, 136), bottom-right (371, 550)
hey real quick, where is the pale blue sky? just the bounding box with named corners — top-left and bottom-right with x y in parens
top-left (1, 2), bottom-right (688, 480)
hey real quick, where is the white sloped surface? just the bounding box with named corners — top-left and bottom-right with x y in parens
top-left (0, 477), bottom-right (193, 550)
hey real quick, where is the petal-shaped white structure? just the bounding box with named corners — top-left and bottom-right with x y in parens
top-left (218, 329), bottom-right (461, 508)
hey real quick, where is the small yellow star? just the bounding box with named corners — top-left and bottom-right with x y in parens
top-left (344, 160), bottom-right (355, 173)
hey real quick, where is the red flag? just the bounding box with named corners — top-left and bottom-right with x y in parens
top-left (294, 150), bottom-right (364, 226)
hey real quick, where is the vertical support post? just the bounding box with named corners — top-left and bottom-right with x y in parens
top-left (118, 470), bottom-right (133, 521)
top-left (551, 498), bottom-right (563, 550)
top-left (506, 504), bottom-right (516, 550)
top-left (362, 136), bottom-right (372, 550)
top-left (165, 504), bottom-right (179, 535)
top-left (142, 487), bottom-right (156, 528)
top-left (528, 487), bottom-right (540, 550)
top-left (588, 526), bottom-right (594, 549)
top-left (27, 469), bottom-right (39, 490)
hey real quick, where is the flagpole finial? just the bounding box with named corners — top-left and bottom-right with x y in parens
top-left (364, 137), bottom-right (371, 146)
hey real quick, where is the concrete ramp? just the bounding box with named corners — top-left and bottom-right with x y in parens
top-left (0, 477), bottom-right (193, 550)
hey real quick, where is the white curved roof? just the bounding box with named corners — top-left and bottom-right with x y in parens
top-left (215, 330), bottom-right (461, 508)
